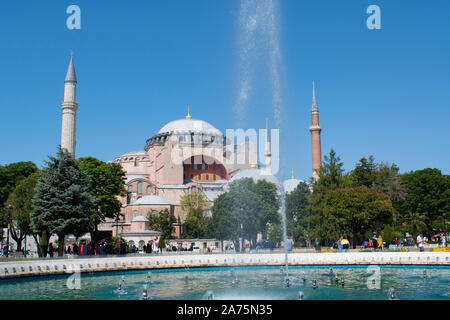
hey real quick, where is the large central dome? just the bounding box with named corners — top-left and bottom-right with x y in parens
top-left (158, 118), bottom-right (222, 136)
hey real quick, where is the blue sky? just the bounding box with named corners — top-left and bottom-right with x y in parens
top-left (0, 0), bottom-right (449, 181)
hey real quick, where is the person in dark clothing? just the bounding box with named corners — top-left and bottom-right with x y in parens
top-left (117, 238), bottom-right (126, 255)
top-left (48, 243), bottom-right (54, 257)
top-left (83, 242), bottom-right (89, 256)
top-left (372, 236), bottom-right (378, 251)
top-left (146, 240), bottom-right (153, 254)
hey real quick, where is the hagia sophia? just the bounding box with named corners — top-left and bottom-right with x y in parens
top-left (60, 54), bottom-right (322, 249)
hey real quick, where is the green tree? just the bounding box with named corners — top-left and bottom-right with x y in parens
top-left (349, 156), bottom-right (377, 188)
top-left (211, 178), bottom-right (278, 251)
top-left (147, 209), bottom-right (176, 239)
top-left (0, 161), bottom-right (38, 207)
top-left (31, 148), bottom-right (95, 256)
top-left (267, 223), bottom-right (282, 250)
top-left (398, 168), bottom-right (449, 232)
top-left (180, 190), bottom-right (211, 238)
top-left (404, 212), bottom-right (428, 239)
top-left (323, 187), bottom-right (394, 248)
top-left (211, 192), bottom-right (240, 251)
top-left (308, 149), bottom-right (349, 244)
top-left (5, 172), bottom-right (40, 251)
top-left (285, 182), bottom-right (311, 245)
top-left (78, 157), bottom-right (127, 243)
top-left (254, 179), bottom-right (280, 237)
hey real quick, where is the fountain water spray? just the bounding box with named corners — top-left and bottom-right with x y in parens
top-left (146, 272), bottom-right (152, 284)
top-left (297, 291), bottom-right (304, 300)
top-left (114, 276), bottom-right (127, 294)
top-left (141, 284), bottom-right (149, 300)
top-left (388, 288), bottom-right (396, 300)
top-left (206, 290), bottom-right (215, 300)
top-left (235, 0), bottom-right (284, 128)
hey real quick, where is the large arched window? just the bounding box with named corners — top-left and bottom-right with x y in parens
top-left (146, 185), bottom-right (152, 195)
top-left (137, 182), bottom-right (143, 194)
top-left (133, 210), bottom-right (139, 218)
top-left (128, 185), bottom-right (133, 192)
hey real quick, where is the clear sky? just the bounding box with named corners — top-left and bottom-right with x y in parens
top-left (0, 0), bottom-right (449, 181)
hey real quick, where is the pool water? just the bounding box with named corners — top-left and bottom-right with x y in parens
top-left (0, 266), bottom-right (449, 300)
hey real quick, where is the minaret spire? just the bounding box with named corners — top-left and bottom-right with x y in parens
top-left (61, 52), bottom-right (78, 155)
top-left (291, 168), bottom-right (295, 180)
top-left (309, 81), bottom-right (322, 181)
top-left (312, 80), bottom-right (318, 113)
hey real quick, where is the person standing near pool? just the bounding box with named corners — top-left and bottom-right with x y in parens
top-left (417, 233), bottom-right (425, 252)
top-left (285, 237), bottom-right (293, 253)
top-left (377, 235), bottom-right (383, 251)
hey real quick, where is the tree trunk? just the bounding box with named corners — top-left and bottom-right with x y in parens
top-left (58, 232), bottom-right (66, 256)
top-left (10, 227), bottom-right (25, 251)
top-left (90, 224), bottom-right (99, 245)
top-left (32, 234), bottom-right (42, 257)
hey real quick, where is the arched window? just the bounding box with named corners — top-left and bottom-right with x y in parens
top-left (137, 182), bottom-right (143, 194)
top-left (133, 210), bottom-right (139, 218)
top-left (128, 185), bottom-right (133, 192)
top-left (146, 185), bottom-right (152, 195)
top-left (206, 174), bottom-right (209, 181)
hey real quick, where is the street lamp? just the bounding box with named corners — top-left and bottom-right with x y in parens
top-left (5, 205), bottom-right (12, 258)
top-left (444, 213), bottom-right (447, 246)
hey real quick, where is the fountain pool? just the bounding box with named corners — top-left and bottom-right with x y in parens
top-left (0, 265), bottom-right (448, 300)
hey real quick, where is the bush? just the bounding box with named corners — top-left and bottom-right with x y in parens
top-left (106, 236), bottom-right (130, 254)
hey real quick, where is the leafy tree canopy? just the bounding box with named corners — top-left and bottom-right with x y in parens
top-left (31, 148), bottom-right (95, 255)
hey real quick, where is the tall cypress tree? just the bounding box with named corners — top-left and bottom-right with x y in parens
top-left (31, 147), bottom-right (95, 256)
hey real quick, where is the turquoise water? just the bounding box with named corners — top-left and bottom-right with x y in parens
top-left (0, 265), bottom-right (449, 300)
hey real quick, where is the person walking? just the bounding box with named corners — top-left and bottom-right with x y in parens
top-left (377, 235), bottom-right (383, 251)
top-left (48, 243), bottom-right (54, 257)
top-left (146, 240), bottom-right (153, 254)
top-left (417, 233), bottom-right (425, 252)
top-left (337, 236), bottom-right (343, 252)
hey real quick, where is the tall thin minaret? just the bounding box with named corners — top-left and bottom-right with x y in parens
top-left (61, 52), bottom-right (78, 154)
top-left (264, 118), bottom-right (272, 175)
top-left (309, 81), bottom-right (322, 180)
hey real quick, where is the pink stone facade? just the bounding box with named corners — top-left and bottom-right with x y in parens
top-left (99, 117), bottom-right (257, 238)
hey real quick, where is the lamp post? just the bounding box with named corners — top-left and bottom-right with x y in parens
top-left (5, 205), bottom-right (12, 258)
top-left (444, 213), bottom-right (447, 246)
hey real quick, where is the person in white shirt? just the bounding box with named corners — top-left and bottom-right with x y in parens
top-left (417, 234), bottom-right (425, 252)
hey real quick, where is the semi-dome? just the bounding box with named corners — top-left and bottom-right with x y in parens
top-left (158, 118), bottom-right (222, 136)
top-left (230, 168), bottom-right (280, 186)
top-left (132, 195), bottom-right (169, 205)
top-left (122, 150), bottom-right (148, 157)
top-left (283, 178), bottom-right (304, 194)
top-left (132, 215), bottom-right (149, 222)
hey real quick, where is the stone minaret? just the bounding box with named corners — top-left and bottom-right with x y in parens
top-left (309, 81), bottom-right (322, 180)
top-left (264, 118), bottom-right (272, 175)
top-left (61, 53), bottom-right (78, 154)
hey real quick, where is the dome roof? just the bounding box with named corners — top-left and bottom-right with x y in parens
top-left (230, 168), bottom-right (280, 186)
top-left (283, 178), bottom-right (303, 194)
top-left (158, 118), bottom-right (222, 136)
top-left (122, 150), bottom-right (148, 157)
top-left (132, 215), bottom-right (149, 222)
top-left (132, 195), bottom-right (169, 205)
